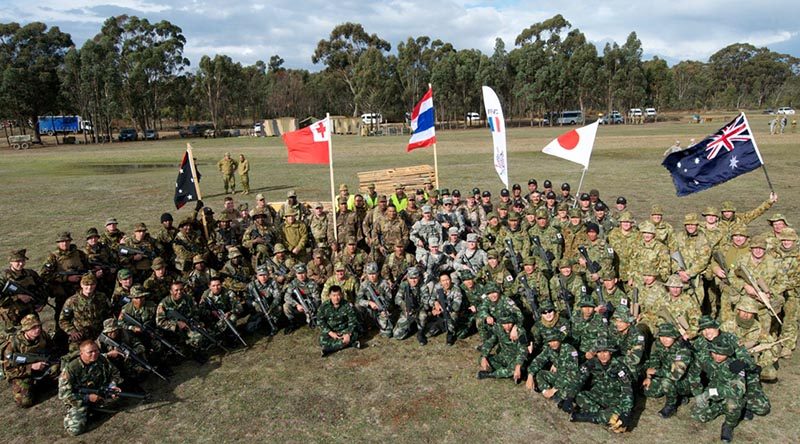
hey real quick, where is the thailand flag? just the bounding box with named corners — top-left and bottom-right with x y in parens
top-left (407, 87), bottom-right (436, 152)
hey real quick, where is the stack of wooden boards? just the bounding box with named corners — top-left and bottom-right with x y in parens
top-left (357, 165), bottom-right (435, 196)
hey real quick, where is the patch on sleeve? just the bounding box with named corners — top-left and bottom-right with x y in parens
top-left (637, 335), bottom-right (644, 342)
top-left (560, 325), bottom-right (568, 332)
top-left (618, 370), bottom-right (626, 378)
top-left (506, 275), bottom-right (514, 282)
top-left (709, 388), bottom-right (718, 397)
top-left (620, 298), bottom-right (628, 306)
top-left (571, 351), bottom-right (579, 357)
top-left (675, 354), bottom-right (682, 361)
top-left (738, 371), bottom-right (745, 378)
top-left (607, 247), bottom-right (615, 255)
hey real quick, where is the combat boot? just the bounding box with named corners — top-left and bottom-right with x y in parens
top-left (446, 332), bottom-right (456, 346)
top-left (417, 328), bottom-right (428, 346)
top-left (720, 424), bottom-right (734, 442)
top-left (570, 412), bottom-right (601, 424)
top-left (658, 402), bottom-right (677, 418)
top-left (476, 371), bottom-right (491, 380)
top-left (559, 397), bottom-right (575, 413)
top-left (321, 346), bottom-right (337, 357)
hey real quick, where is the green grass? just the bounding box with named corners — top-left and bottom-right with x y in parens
top-left (1, 114), bottom-right (799, 442)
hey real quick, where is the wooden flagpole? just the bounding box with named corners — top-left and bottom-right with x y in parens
top-left (429, 83), bottom-right (440, 189)
top-left (326, 113), bottom-right (338, 243)
top-left (186, 143), bottom-right (209, 239)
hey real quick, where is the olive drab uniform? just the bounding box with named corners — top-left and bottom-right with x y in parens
top-left (479, 322), bottom-right (529, 379)
top-left (317, 300), bottom-right (359, 354)
top-left (156, 296), bottom-right (205, 352)
top-left (58, 354), bottom-right (122, 436)
top-left (282, 220), bottom-right (309, 263)
top-left (1, 267), bottom-right (45, 332)
top-left (1, 327), bottom-right (59, 407)
top-left (218, 154), bottom-right (238, 193)
top-left (238, 157), bottom-right (250, 194)
top-left (59, 290), bottom-right (110, 350)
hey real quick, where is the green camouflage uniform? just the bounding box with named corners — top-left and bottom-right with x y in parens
top-left (478, 322), bottom-right (529, 378)
top-left (528, 340), bottom-right (581, 398)
top-left (690, 355), bottom-right (746, 430)
top-left (574, 356), bottom-right (634, 424)
top-left (476, 294), bottom-right (523, 344)
top-left (317, 300), bottom-right (359, 353)
top-left (1, 267), bottom-right (44, 332)
top-left (607, 228), bottom-right (639, 284)
top-left (675, 228), bottom-right (712, 310)
top-left (173, 231), bottom-right (207, 275)
top-left (610, 323), bottom-right (646, 379)
top-left (728, 253), bottom-right (786, 334)
top-left (381, 251), bottom-right (417, 285)
top-left (549, 272), bottom-right (586, 314)
top-left (531, 313), bottom-right (571, 352)
top-left (643, 334), bottom-right (695, 406)
top-left (459, 280), bottom-right (485, 336)
top-left (142, 274), bottom-right (174, 305)
top-left (713, 240), bottom-right (751, 323)
top-left (199, 288), bottom-right (244, 338)
top-left (41, 245), bottom-right (89, 334)
top-left (118, 300), bottom-right (163, 356)
top-left (58, 354), bottom-right (121, 436)
top-left (571, 313), bottom-right (609, 355)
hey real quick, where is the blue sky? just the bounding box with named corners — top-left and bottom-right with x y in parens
top-left (2, 0), bottom-right (798, 70)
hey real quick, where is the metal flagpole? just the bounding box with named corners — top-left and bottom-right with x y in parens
top-left (186, 143), bottom-right (209, 239)
top-left (744, 112), bottom-right (775, 193)
top-left (573, 168), bottom-right (587, 208)
top-left (327, 113), bottom-right (338, 243)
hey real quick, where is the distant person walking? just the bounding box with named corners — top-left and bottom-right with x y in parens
top-left (238, 154), bottom-right (250, 195)
top-left (218, 152), bottom-right (238, 194)
top-left (779, 116), bottom-right (787, 134)
top-left (769, 117), bottom-right (777, 135)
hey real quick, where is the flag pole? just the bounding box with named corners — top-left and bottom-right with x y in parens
top-left (326, 113), bottom-right (338, 243)
top-left (429, 83), bottom-right (440, 189)
top-left (186, 143), bottom-right (209, 239)
top-left (745, 112), bottom-right (776, 194)
top-left (573, 167), bottom-right (587, 208)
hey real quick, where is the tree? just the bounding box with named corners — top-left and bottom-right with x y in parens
top-left (671, 60), bottom-right (712, 110)
top-left (196, 54), bottom-right (240, 130)
top-left (644, 56), bottom-right (674, 112)
top-left (0, 22), bottom-right (73, 141)
top-left (312, 22), bottom-right (391, 116)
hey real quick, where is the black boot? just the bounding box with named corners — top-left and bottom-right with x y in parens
top-left (720, 424), bottom-right (734, 442)
top-left (742, 409), bottom-right (754, 421)
top-left (559, 397), bottom-right (575, 413)
top-left (476, 371), bottom-right (491, 380)
top-left (570, 412), bottom-right (601, 424)
top-left (658, 402), bottom-right (677, 419)
top-left (321, 346), bottom-right (336, 357)
top-left (417, 328), bottom-right (428, 346)
top-left (446, 332), bottom-right (456, 346)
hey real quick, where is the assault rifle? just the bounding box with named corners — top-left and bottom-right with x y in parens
top-left (631, 288), bottom-right (640, 318)
top-left (504, 239), bottom-right (521, 277)
top-left (435, 287), bottom-right (453, 332)
top-left (670, 250), bottom-right (702, 305)
top-left (531, 236), bottom-right (554, 277)
top-left (389, 269), bottom-right (408, 296)
top-left (293, 288), bottom-right (318, 328)
top-left (118, 245), bottom-right (157, 260)
top-left (518, 275), bottom-right (540, 321)
top-left (403, 284), bottom-right (419, 323)
top-left (366, 282), bottom-right (393, 330)
top-left (248, 285), bottom-right (278, 334)
top-left (204, 299), bottom-right (248, 347)
top-left (165, 308), bottom-right (230, 353)
top-left (712, 250), bottom-right (731, 285)
top-left (4, 351), bottom-right (60, 367)
top-left (263, 256), bottom-right (289, 277)
top-left (1, 279), bottom-right (54, 309)
top-left (736, 265), bottom-right (782, 325)
top-left (78, 386), bottom-right (146, 400)
top-left (98, 333), bottom-right (169, 381)
top-left (120, 312), bottom-right (186, 358)
top-left (556, 274), bottom-right (573, 319)
top-left (578, 245), bottom-right (601, 276)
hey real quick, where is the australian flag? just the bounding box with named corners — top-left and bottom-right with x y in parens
top-left (174, 150), bottom-right (202, 209)
top-left (662, 113), bottom-right (763, 196)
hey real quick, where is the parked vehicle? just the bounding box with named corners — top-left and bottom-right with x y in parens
top-left (144, 129), bottom-right (159, 140)
top-left (645, 108), bottom-right (657, 118)
top-left (599, 111), bottom-right (623, 124)
top-left (778, 107), bottom-right (796, 115)
top-left (37, 115), bottom-right (92, 135)
top-left (557, 110), bottom-right (583, 125)
top-left (253, 122), bottom-right (264, 136)
top-left (466, 112), bottom-right (480, 122)
top-left (361, 113), bottom-right (383, 125)
top-left (628, 108), bottom-right (643, 118)
top-left (118, 128), bottom-right (138, 142)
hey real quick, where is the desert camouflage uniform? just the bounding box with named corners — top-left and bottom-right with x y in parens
top-left (1, 267), bottom-right (44, 332)
top-left (629, 238), bottom-right (671, 285)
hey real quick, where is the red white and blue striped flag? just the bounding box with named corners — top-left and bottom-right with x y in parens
top-left (407, 87), bottom-right (436, 152)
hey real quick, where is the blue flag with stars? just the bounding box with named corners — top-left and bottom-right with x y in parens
top-left (174, 149), bottom-right (202, 209)
top-left (662, 113), bottom-right (763, 196)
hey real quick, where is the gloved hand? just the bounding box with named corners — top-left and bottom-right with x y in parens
top-left (694, 390), bottom-right (711, 409)
top-left (195, 200), bottom-right (204, 211)
top-left (729, 359), bottom-right (747, 374)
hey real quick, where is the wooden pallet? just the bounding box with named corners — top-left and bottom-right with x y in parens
top-left (357, 165), bottom-right (435, 196)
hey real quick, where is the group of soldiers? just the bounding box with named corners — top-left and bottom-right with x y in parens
top-left (1, 176), bottom-right (796, 442)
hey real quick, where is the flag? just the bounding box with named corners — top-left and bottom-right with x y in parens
top-left (282, 117), bottom-right (330, 164)
top-left (174, 150), bottom-right (201, 209)
top-left (482, 86), bottom-right (508, 187)
top-left (662, 113), bottom-right (763, 196)
top-left (542, 120), bottom-right (599, 169)
top-left (407, 87), bottom-right (436, 151)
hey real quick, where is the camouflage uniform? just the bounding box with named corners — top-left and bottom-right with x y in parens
top-left (119, 232), bottom-right (159, 282)
top-left (573, 352), bottom-right (634, 426)
top-left (59, 283), bottom-right (109, 351)
top-left (478, 320), bottom-right (529, 379)
top-left (374, 214), bottom-right (409, 253)
top-left (530, 306), bottom-right (571, 352)
top-left (307, 256), bottom-right (333, 287)
top-left (118, 295), bottom-right (163, 357)
top-left (690, 341), bottom-right (746, 439)
top-left (238, 156), bottom-right (250, 194)
top-left (721, 299), bottom-right (780, 381)
top-left (356, 278), bottom-right (394, 337)
top-left (628, 223), bottom-right (671, 285)
top-left (318, 299), bottom-right (359, 354)
top-left (476, 286), bottom-right (524, 344)
top-left (427, 282), bottom-right (463, 340)
top-left (392, 277), bottom-right (430, 340)
top-left (712, 229), bottom-right (751, 323)
top-left (308, 211), bottom-right (332, 252)
top-left (643, 323), bottom-right (695, 413)
top-left (58, 353), bottom-right (122, 436)
top-left (41, 237), bottom-right (90, 336)
top-left (1, 259), bottom-right (45, 333)
top-left (199, 287), bottom-right (245, 341)
top-left (98, 320), bottom-right (148, 381)
top-left (1, 316), bottom-right (59, 407)
top-left (728, 242), bottom-right (786, 334)
top-left (173, 228), bottom-right (208, 275)
top-left (570, 298), bottom-right (609, 356)
top-left (607, 216), bottom-right (639, 284)
top-left (283, 276), bottom-right (320, 325)
top-left (381, 249), bottom-right (416, 285)
top-left (528, 331), bottom-right (581, 399)
top-left (548, 266), bottom-right (586, 315)
top-left (241, 217), bottom-right (276, 267)
top-left (609, 310), bottom-right (646, 379)
top-left (774, 228), bottom-right (799, 357)
top-left (217, 153), bottom-right (238, 193)
top-left (321, 273), bottom-right (358, 304)
top-left (155, 295), bottom-right (205, 352)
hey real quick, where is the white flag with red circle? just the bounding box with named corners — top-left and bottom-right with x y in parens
top-left (542, 120), bottom-right (599, 169)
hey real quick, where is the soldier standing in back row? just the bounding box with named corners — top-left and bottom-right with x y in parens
top-left (217, 152), bottom-right (238, 194)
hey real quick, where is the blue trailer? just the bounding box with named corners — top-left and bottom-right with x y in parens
top-left (37, 115), bottom-right (92, 135)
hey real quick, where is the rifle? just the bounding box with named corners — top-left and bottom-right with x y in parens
top-left (631, 287), bottom-right (640, 318)
top-left (78, 386), bottom-right (146, 400)
top-left (531, 236), bottom-right (554, 277)
top-left (748, 337), bottom-right (791, 354)
top-left (204, 298), bottom-right (248, 347)
top-left (345, 263), bottom-right (360, 280)
top-left (4, 351), bottom-right (60, 367)
top-left (670, 250), bottom-right (702, 305)
top-left (578, 245), bottom-right (601, 275)
top-left (293, 288), bottom-right (318, 328)
top-left (735, 265), bottom-right (782, 325)
top-left (504, 238), bottom-right (521, 277)
top-left (712, 250), bottom-right (731, 285)
top-left (424, 255), bottom-right (442, 285)
top-left (118, 245), bottom-right (157, 260)
top-left (1, 279), bottom-right (54, 309)
top-left (443, 243), bottom-right (457, 257)
top-left (120, 312), bottom-right (186, 358)
top-left (264, 256), bottom-right (289, 277)
top-left (390, 269), bottom-right (408, 296)
top-left (248, 285), bottom-right (278, 334)
top-left (165, 308), bottom-right (230, 353)
top-left (435, 287), bottom-right (453, 332)
top-left (366, 282), bottom-right (393, 330)
top-left (658, 308), bottom-right (691, 341)
top-left (98, 333), bottom-right (169, 381)
top-left (556, 274), bottom-right (573, 319)
top-left (518, 275), bottom-right (540, 321)
top-left (403, 283), bottom-right (419, 322)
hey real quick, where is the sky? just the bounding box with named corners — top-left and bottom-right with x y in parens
top-left (2, 0), bottom-right (798, 71)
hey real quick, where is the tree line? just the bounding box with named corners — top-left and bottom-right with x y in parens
top-left (1, 15), bottom-right (798, 142)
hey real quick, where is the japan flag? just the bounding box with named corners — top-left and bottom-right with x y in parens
top-left (542, 120), bottom-right (599, 169)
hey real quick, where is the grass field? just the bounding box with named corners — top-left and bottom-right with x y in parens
top-left (1, 114), bottom-right (799, 443)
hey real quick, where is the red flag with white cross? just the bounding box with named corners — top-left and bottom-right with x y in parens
top-left (282, 117), bottom-right (330, 164)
